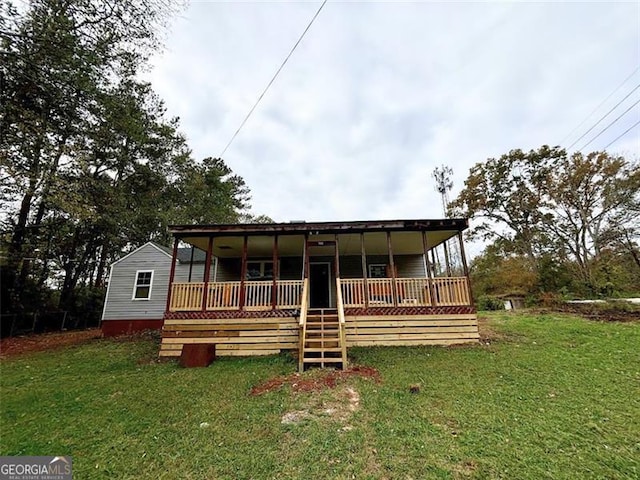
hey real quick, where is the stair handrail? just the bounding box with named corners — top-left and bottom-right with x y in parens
top-left (298, 278), bottom-right (309, 372)
top-left (299, 278), bottom-right (309, 326)
top-left (336, 278), bottom-right (348, 368)
top-left (336, 278), bottom-right (346, 326)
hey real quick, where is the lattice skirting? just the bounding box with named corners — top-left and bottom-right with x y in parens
top-left (344, 305), bottom-right (476, 316)
top-left (164, 305), bottom-right (475, 320)
top-left (164, 309), bottom-right (299, 320)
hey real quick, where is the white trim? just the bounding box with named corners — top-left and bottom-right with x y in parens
top-left (111, 242), bottom-right (172, 267)
top-left (309, 261), bottom-right (332, 307)
top-left (132, 270), bottom-right (154, 300)
top-left (213, 257), bottom-right (218, 282)
top-left (101, 264), bottom-right (114, 321)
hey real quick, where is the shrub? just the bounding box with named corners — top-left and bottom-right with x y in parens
top-left (476, 295), bottom-right (505, 311)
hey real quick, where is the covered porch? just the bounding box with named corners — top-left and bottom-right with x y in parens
top-left (165, 219), bottom-right (473, 314)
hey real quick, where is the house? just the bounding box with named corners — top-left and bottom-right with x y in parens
top-left (101, 242), bottom-right (214, 336)
top-left (159, 219), bottom-right (479, 370)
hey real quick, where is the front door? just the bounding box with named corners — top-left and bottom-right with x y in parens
top-left (309, 263), bottom-right (331, 308)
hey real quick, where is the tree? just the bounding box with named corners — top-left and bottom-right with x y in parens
top-left (451, 145), bottom-right (563, 261)
top-left (0, 1), bottom-right (262, 317)
top-left (453, 146), bottom-right (640, 296)
top-left (544, 151), bottom-right (640, 290)
top-left (168, 157), bottom-right (251, 227)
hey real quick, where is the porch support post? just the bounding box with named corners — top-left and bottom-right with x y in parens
top-left (303, 234), bottom-right (310, 279)
top-left (334, 235), bottom-right (341, 309)
top-left (202, 236), bottom-right (214, 311)
top-left (165, 236), bottom-right (179, 312)
top-left (422, 231), bottom-right (437, 306)
top-left (443, 240), bottom-right (452, 276)
top-left (360, 233), bottom-right (368, 308)
top-left (271, 235), bottom-right (279, 309)
top-left (334, 235), bottom-right (340, 278)
top-left (431, 249), bottom-right (438, 276)
top-left (239, 235), bottom-right (248, 310)
top-left (188, 246), bottom-right (194, 282)
top-left (458, 231), bottom-right (474, 305)
top-left (387, 231), bottom-right (397, 307)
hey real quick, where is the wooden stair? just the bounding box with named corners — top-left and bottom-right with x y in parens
top-left (300, 308), bottom-right (346, 370)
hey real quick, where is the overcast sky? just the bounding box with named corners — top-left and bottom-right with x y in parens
top-left (147, 0), bottom-right (640, 226)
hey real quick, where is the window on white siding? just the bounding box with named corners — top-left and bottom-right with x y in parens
top-left (246, 261), bottom-right (274, 281)
top-left (368, 264), bottom-right (387, 278)
top-left (133, 270), bottom-right (153, 300)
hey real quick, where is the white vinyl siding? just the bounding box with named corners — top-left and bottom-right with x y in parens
top-left (102, 242), bottom-right (217, 321)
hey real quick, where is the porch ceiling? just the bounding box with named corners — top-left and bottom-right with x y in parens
top-left (181, 230), bottom-right (459, 258)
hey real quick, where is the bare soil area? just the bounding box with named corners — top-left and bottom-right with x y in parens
top-left (543, 304), bottom-right (640, 322)
top-left (250, 365), bottom-right (381, 396)
top-left (0, 329), bottom-right (102, 359)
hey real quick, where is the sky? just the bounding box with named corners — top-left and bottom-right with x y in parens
top-left (146, 0), bottom-right (640, 230)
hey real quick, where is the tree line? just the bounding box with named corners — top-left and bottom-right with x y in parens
top-left (1, 0), bottom-right (266, 320)
top-left (451, 146), bottom-right (640, 302)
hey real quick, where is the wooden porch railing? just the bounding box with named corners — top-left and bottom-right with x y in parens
top-left (169, 280), bottom-right (304, 312)
top-left (339, 277), bottom-right (470, 307)
top-left (169, 277), bottom-right (470, 312)
top-left (206, 281), bottom-right (241, 310)
top-left (244, 281), bottom-right (273, 310)
top-left (340, 279), bottom-right (365, 307)
top-left (169, 282), bottom-right (205, 311)
top-left (278, 280), bottom-right (305, 309)
top-left (431, 277), bottom-right (471, 306)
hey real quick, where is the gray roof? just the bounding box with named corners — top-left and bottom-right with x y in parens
top-left (153, 243), bottom-right (207, 263)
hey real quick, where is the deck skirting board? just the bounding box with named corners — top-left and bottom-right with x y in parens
top-left (158, 313), bottom-right (479, 357)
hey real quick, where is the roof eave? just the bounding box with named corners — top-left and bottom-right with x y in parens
top-left (168, 218), bottom-right (469, 237)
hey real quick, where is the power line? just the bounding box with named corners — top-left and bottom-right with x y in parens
top-left (219, 0), bottom-right (328, 158)
top-left (559, 67), bottom-right (639, 145)
top-left (577, 97), bottom-right (640, 151)
top-left (567, 82), bottom-right (640, 150)
top-left (603, 119), bottom-right (640, 150)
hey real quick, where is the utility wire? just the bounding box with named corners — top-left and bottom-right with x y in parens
top-left (603, 119), bottom-right (640, 150)
top-left (567, 82), bottom-right (640, 150)
top-left (559, 67), bottom-right (639, 145)
top-left (577, 97), bottom-right (640, 151)
top-left (219, 0), bottom-right (328, 158)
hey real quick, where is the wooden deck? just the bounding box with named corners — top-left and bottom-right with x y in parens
top-left (161, 276), bottom-right (477, 360)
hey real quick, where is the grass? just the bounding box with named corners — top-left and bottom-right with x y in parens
top-left (1, 312), bottom-right (639, 479)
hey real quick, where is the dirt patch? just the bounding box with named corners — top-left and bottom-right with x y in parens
top-left (452, 460), bottom-right (478, 478)
top-left (280, 385), bottom-right (362, 425)
top-left (477, 316), bottom-right (504, 344)
top-left (251, 365), bottom-right (381, 396)
top-left (0, 329), bottom-right (102, 359)
top-left (541, 304), bottom-right (640, 322)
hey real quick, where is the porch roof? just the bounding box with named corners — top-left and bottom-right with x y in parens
top-left (169, 218), bottom-right (468, 237)
top-left (169, 219), bottom-right (468, 258)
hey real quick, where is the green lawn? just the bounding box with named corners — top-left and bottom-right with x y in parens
top-left (1, 313), bottom-right (639, 479)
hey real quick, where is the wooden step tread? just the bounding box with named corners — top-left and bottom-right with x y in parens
top-left (303, 347), bottom-right (343, 352)
top-left (303, 357), bottom-right (344, 363)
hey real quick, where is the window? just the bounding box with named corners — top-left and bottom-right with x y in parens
top-left (133, 270), bottom-right (153, 300)
top-left (246, 261), bottom-right (274, 281)
top-left (368, 264), bottom-right (387, 279)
